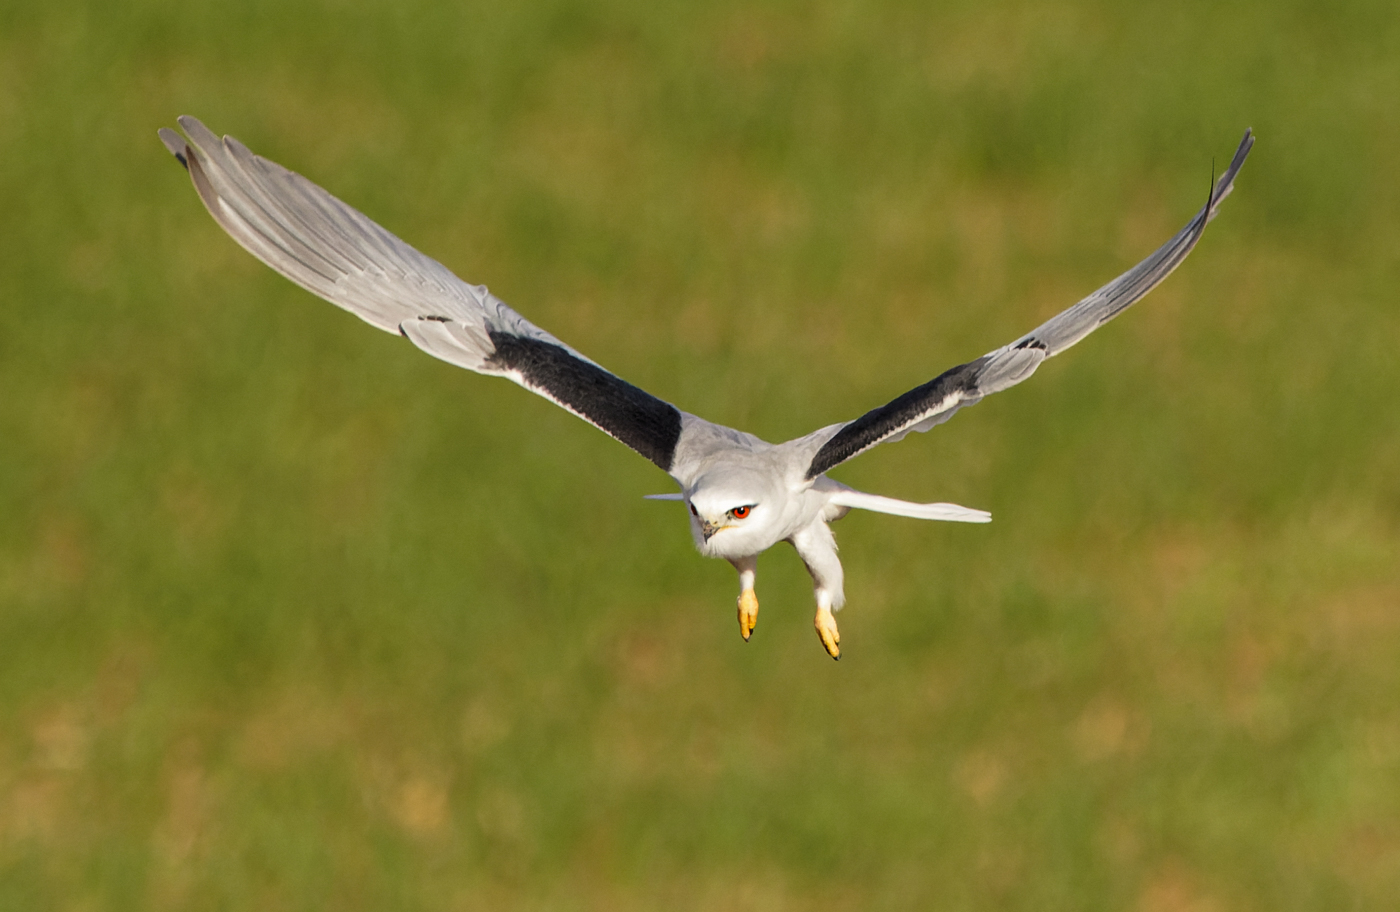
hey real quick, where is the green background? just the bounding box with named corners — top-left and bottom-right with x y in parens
top-left (3, 0), bottom-right (1399, 908)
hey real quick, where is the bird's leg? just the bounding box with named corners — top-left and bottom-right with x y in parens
top-left (789, 522), bottom-right (846, 661)
top-left (730, 556), bottom-right (759, 641)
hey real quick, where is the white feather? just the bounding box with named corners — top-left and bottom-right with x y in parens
top-left (828, 489), bottom-right (991, 523)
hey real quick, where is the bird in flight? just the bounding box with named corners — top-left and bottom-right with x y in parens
top-left (160, 117), bottom-right (1252, 659)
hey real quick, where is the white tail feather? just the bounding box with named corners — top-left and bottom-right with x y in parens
top-left (829, 489), bottom-right (991, 523)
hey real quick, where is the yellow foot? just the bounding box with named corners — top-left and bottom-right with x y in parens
top-left (814, 606), bottom-right (841, 660)
top-left (737, 589), bottom-right (759, 641)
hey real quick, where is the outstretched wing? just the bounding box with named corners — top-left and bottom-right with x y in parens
top-left (159, 116), bottom-right (683, 471)
top-left (803, 129), bottom-right (1254, 480)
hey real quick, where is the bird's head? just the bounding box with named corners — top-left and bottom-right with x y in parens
top-left (686, 469), bottom-right (776, 557)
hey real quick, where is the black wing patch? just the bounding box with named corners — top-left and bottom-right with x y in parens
top-left (485, 332), bottom-right (683, 471)
top-left (805, 356), bottom-right (989, 479)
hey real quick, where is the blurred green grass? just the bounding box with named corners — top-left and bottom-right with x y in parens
top-left (3, 0), bottom-right (1400, 908)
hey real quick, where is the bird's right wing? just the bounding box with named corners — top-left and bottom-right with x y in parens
top-left (800, 129), bottom-right (1254, 480)
top-left (159, 116), bottom-right (685, 471)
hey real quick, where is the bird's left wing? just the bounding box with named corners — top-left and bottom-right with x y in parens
top-left (159, 116), bottom-right (684, 471)
top-left (801, 129), bottom-right (1254, 480)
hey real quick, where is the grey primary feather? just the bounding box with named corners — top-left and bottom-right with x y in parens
top-left (161, 117), bottom-right (537, 339)
top-left (804, 129), bottom-right (1254, 479)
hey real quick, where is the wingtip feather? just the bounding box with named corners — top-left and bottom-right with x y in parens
top-left (158, 127), bottom-right (189, 168)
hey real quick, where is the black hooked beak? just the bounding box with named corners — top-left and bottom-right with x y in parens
top-left (700, 519), bottom-right (721, 541)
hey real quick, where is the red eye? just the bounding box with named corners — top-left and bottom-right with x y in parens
top-left (731, 506), bottom-right (750, 519)
top-left (689, 503), bottom-right (697, 516)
